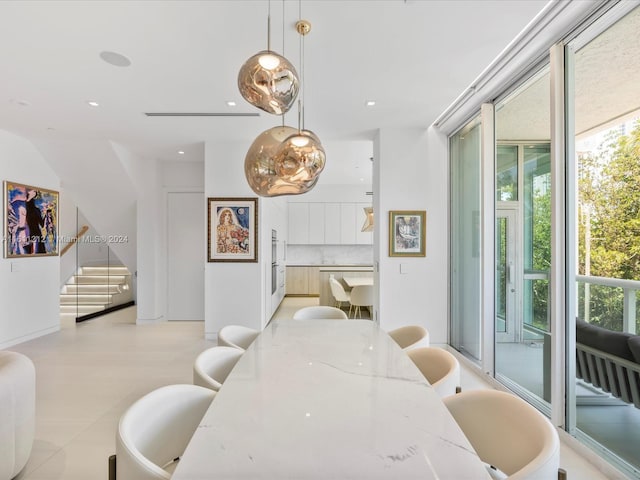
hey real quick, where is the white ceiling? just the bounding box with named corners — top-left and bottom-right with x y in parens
top-left (0, 0), bottom-right (549, 184)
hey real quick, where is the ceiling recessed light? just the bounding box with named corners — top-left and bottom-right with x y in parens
top-left (226, 101), bottom-right (237, 107)
top-left (366, 100), bottom-right (376, 107)
top-left (178, 151), bottom-right (185, 155)
top-left (87, 101), bottom-right (99, 107)
top-left (99, 51), bottom-right (132, 67)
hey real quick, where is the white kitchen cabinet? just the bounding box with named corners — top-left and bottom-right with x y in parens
top-left (308, 203), bottom-right (325, 244)
top-left (340, 204), bottom-right (357, 244)
top-left (324, 203), bottom-right (341, 244)
top-left (288, 201), bottom-right (372, 245)
top-left (288, 203), bottom-right (309, 244)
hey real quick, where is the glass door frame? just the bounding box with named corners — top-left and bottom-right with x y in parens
top-left (496, 207), bottom-right (520, 343)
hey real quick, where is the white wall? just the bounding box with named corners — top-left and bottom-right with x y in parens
top-left (0, 129), bottom-right (60, 348)
top-left (204, 141), bottom-right (263, 339)
top-left (374, 127), bottom-right (449, 344)
top-left (134, 159), bottom-right (205, 323)
top-left (33, 138), bottom-right (137, 271)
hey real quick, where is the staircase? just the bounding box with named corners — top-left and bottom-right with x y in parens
top-left (60, 265), bottom-right (133, 321)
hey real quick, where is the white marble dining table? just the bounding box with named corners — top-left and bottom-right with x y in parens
top-left (172, 319), bottom-right (489, 479)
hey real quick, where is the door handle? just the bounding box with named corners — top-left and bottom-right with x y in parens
top-left (508, 263), bottom-right (515, 292)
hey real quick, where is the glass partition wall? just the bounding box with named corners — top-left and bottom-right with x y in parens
top-left (60, 208), bottom-right (133, 322)
top-left (449, 4), bottom-right (640, 476)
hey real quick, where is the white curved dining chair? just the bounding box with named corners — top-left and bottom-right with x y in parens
top-left (387, 325), bottom-right (430, 350)
top-left (329, 277), bottom-right (352, 317)
top-left (193, 346), bottom-right (244, 391)
top-left (443, 390), bottom-right (560, 480)
top-left (407, 347), bottom-right (460, 398)
top-left (116, 384), bottom-right (216, 480)
top-left (217, 325), bottom-right (260, 350)
top-left (349, 285), bottom-right (374, 319)
top-left (293, 306), bottom-right (348, 320)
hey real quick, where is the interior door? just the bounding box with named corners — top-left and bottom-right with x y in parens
top-left (496, 209), bottom-right (518, 342)
top-left (167, 191), bottom-right (204, 321)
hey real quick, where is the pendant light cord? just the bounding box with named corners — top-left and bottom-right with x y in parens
top-left (267, 0), bottom-right (271, 51)
top-left (282, 0), bottom-right (286, 127)
top-left (298, 0), bottom-right (305, 132)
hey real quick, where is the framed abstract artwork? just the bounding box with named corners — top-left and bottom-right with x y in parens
top-left (208, 197), bottom-right (258, 262)
top-left (389, 210), bottom-right (426, 257)
top-left (4, 180), bottom-right (59, 258)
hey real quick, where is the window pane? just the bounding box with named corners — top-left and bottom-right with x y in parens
top-left (450, 116), bottom-right (482, 361)
top-left (497, 145), bottom-right (518, 201)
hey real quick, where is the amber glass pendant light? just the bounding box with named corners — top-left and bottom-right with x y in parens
top-left (237, 2), bottom-right (299, 115)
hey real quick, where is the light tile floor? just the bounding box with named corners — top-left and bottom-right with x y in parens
top-left (3, 298), bottom-right (628, 479)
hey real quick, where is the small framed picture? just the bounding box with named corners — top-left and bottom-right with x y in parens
top-left (5, 180), bottom-right (59, 258)
top-left (389, 210), bottom-right (426, 257)
top-left (208, 197), bottom-right (258, 262)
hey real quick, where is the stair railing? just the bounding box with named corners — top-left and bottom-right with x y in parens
top-left (60, 225), bottom-right (89, 256)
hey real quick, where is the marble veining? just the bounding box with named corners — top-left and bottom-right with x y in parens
top-left (173, 320), bottom-right (490, 479)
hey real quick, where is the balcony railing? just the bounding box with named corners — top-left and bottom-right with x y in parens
top-left (576, 274), bottom-right (639, 334)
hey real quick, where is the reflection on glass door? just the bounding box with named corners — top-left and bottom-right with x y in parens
top-left (493, 64), bottom-right (551, 406)
top-left (450, 116), bottom-right (483, 361)
top-left (496, 210), bottom-right (517, 343)
top-left (570, 5), bottom-right (640, 474)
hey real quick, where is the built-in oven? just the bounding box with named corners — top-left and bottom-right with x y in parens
top-left (271, 230), bottom-right (277, 294)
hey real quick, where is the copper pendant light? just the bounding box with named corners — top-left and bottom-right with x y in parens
top-left (243, 8), bottom-right (325, 197)
top-left (273, 128), bottom-right (325, 191)
top-left (237, 3), bottom-right (299, 115)
top-left (244, 125), bottom-right (303, 196)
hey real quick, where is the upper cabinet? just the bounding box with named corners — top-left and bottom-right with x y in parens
top-left (288, 202), bottom-right (372, 245)
top-left (288, 203), bottom-right (310, 244)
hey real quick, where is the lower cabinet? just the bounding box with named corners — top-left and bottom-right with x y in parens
top-left (285, 266), bottom-right (319, 296)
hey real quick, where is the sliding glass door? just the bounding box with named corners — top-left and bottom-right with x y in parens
top-left (449, 2), bottom-right (640, 477)
top-left (568, 5), bottom-right (640, 473)
top-left (493, 67), bottom-right (552, 406)
top-left (450, 116), bottom-right (483, 361)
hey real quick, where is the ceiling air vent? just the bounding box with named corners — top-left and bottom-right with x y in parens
top-left (144, 112), bottom-right (260, 117)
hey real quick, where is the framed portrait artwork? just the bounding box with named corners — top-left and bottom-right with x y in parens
top-left (389, 210), bottom-right (426, 257)
top-left (208, 197), bottom-right (258, 262)
top-left (4, 181), bottom-right (59, 258)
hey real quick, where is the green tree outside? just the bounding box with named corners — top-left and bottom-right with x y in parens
top-left (578, 120), bottom-right (640, 332)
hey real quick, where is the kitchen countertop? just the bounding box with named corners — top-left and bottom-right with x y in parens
top-left (286, 264), bottom-right (373, 267)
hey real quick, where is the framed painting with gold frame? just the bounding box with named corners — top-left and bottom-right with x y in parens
top-left (207, 197), bottom-right (258, 262)
top-left (4, 180), bottom-right (59, 258)
top-left (389, 210), bottom-right (426, 257)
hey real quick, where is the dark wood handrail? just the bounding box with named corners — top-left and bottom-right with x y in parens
top-left (60, 225), bottom-right (89, 256)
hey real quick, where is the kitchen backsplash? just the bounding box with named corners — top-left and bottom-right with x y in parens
top-left (286, 245), bottom-right (373, 265)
